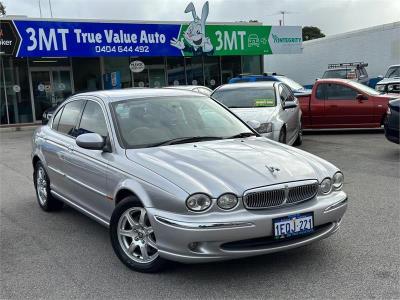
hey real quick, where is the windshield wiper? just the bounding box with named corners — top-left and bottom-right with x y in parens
top-left (227, 132), bottom-right (256, 139)
top-left (151, 136), bottom-right (224, 147)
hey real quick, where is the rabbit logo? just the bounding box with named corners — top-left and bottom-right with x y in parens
top-left (170, 1), bottom-right (214, 55)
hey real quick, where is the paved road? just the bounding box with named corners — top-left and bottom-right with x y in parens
top-left (1, 129), bottom-right (399, 299)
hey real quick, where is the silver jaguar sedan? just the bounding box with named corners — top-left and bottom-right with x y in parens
top-left (211, 82), bottom-right (303, 145)
top-left (32, 88), bottom-right (347, 272)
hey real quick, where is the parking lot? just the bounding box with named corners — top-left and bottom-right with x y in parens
top-left (0, 129), bottom-right (399, 299)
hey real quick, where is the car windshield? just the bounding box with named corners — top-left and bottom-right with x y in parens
top-left (346, 81), bottom-right (381, 95)
top-left (385, 66), bottom-right (400, 78)
top-left (112, 96), bottom-right (254, 148)
top-left (212, 87), bottom-right (276, 108)
top-left (275, 76), bottom-right (304, 90)
top-left (323, 69), bottom-right (353, 79)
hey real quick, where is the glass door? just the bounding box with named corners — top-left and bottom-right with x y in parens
top-left (30, 68), bottom-right (73, 121)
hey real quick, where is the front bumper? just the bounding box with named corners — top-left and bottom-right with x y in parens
top-left (147, 191), bottom-right (348, 263)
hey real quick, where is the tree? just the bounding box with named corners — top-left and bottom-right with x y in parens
top-left (0, 1), bottom-right (6, 16)
top-left (302, 26), bottom-right (325, 41)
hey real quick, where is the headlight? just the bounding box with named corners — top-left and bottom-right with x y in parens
top-left (375, 85), bottom-right (385, 92)
top-left (332, 172), bottom-right (344, 190)
top-left (217, 193), bottom-right (238, 210)
top-left (320, 178), bottom-right (332, 194)
top-left (257, 122), bottom-right (273, 133)
top-left (387, 84), bottom-right (400, 92)
top-left (186, 193), bottom-right (212, 212)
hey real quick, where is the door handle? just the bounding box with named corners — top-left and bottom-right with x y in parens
top-left (67, 145), bottom-right (74, 152)
top-left (329, 105), bottom-right (338, 108)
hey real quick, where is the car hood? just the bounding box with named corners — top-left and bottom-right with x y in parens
top-left (125, 137), bottom-right (337, 197)
top-left (230, 107), bottom-right (277, 124)
top-left (376, 77), bottom-right (400, 85)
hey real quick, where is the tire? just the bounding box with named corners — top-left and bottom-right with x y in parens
top-left (278, 127), bottom-right (287, 144)
top-left (293, 123), bottom-right (303, 146)
top-left (110, 196), bottom-right (167, 273)
top-left (34, 161), bottom-right (64, 211)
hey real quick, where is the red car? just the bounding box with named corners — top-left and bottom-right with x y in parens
top-left (298, 79), bottom-right (398, 129)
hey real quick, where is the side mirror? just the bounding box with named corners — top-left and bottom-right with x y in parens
top-left (76, 133), bottom-right (105, 150)
top-left (356, 94), bottom-right (368, 101)
top-left (247, 120), bottom-right (261, 130)
top-left (283, 100), bottom-right (297, 109)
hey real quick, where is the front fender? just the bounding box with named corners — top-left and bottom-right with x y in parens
top-left (113, 178), bottom-right (189, 213)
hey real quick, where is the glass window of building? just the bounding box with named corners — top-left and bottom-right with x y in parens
top-left (103, 57), bottom-right (132, 89)
top-left (72, 58), bottom-right (101, 92)
top-left (0, 57), bottom-right (33, 124)
top-left (203, 56), bottom-right (221, 89)
top-left (166, 57), bottom-right (186, 86)
top-left (242, 56), bottom-right (262, 74)
top-left (185, 57), bottom-right (204, 86)
top-left (132, 57), bottom-right (166, 88)
top-left (221, 56), bottom-right (242, 84)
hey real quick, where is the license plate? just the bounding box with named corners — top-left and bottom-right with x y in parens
top-left (273, 213), bottom-right (314, 239)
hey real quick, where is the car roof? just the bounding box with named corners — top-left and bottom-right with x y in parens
top-left (72, 88), bottom-right (206, 103)
top-left (215, 81), bottom-right (277, 91)
top-left (316, 78), bottom-right (353, 84)
top-left (164, 85), bottom-right (211, 90)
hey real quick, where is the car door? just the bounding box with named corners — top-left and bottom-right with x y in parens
top-left (321, 82), bottom-right (374, 127)
top-left (42, 99), bottom-right (85, 198)
top-left (279, 84), bottom-right (298, 142)
top-left (64, 97), bottom-right (114, 221)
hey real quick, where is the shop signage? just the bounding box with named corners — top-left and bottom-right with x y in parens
top-left (0, 20), bottom-right (21, 55)
top-left (129, 60), bottom-right (145, 72)
top-left (1, 2), bottom-right (302, 57)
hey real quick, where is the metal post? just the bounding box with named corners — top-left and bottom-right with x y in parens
top-left (48, 0), bottom-right (53, 17)
top-left (1, 57), bottom-right (10, 124)
top-left (38, 0), bottom-right (43, 17)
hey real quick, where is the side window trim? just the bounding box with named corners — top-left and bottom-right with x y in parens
top-left (74, 100), bottom-right (88, 135)
top-left (51, 105), bottom-right (64, 131)
top-left (53, 98), bottom-right (85, 139)
top-left (76, 98), bottom-right (111, 139)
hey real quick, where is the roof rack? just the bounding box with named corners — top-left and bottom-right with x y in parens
top-left (328, 62), bottom-right (368, 69)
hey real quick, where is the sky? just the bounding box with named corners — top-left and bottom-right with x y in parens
top-left (2, 0), bottom-right (399, 36)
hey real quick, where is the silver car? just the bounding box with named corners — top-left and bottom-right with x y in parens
top-left (32, 88), bottom-right (347, 272)
top-left (164, 85), bottom-right (213, 96)
top-left (212, 82), bottom-right (303, 146)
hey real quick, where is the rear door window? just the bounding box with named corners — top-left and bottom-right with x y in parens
top-left (57, 100), bottom-right (85, 137)
top-left (316, 84), bottom-right (327, 100)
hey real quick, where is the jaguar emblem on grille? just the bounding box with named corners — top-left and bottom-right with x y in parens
top-left (266, 165), bottom-right (280, 174)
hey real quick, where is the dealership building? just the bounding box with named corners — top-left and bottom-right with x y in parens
top-left (0, 13), bottom-right (302, 126)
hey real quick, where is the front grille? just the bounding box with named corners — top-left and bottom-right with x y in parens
top-left (244, 181), bottom-right (319, 209)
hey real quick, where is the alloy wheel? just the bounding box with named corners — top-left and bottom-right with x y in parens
top-left (36, 166), bottom-right (48, 206)
top-left (117, 207), bottom-right (158, 264)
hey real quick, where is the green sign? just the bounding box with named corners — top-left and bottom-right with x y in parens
top-left (176, 24), bottom-right (272, 56)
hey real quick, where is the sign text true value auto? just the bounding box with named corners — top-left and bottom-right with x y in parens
top-left (26, 27), bottom-right (167, 51)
